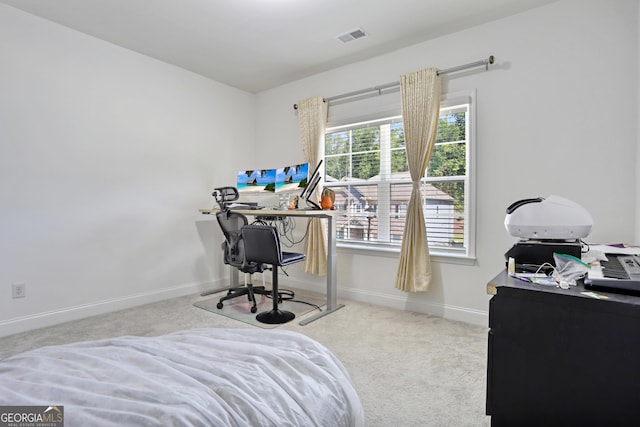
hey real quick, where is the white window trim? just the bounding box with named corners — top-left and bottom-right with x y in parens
top-left (328, 89), bottom-right (478, 265)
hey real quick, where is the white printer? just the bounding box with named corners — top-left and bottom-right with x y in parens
top-left (504, 195), bottom-right (593, 271)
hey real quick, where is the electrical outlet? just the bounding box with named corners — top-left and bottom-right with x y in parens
top-left (12, 283), bottom-right (26, 299)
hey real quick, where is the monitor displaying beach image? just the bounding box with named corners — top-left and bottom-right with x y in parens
top-left (275, 163), bottom-right (309, 193)
top-left (237, 168), bottom-right (277, 193)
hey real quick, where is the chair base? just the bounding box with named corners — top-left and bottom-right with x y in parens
top-left (256, 309), bottom-right (295, 325)
top-left (217, 285), bottom-right (267, 313)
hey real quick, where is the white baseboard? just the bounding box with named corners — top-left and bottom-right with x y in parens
top-left (1, 277), bottom-right (489, 338)
top-left (340, 287), bottom-right (489, 327)
top-left (279, 278), bottom-right (489, 328)
top-left (0, 280), bottom-right (219, 338)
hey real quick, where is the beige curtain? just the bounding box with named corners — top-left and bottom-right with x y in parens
top-left (395, 68), bottom-right (442, 292)
top-left (297, 96), bottom-right (328, 276)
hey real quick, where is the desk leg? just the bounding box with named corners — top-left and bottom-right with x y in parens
top-left (200, 265), bottom-right (239, 296)
top-left (299, 215), bottom-right (345, 325)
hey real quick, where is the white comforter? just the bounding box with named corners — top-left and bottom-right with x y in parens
top-left (0, 328), bottom-right (365, 426)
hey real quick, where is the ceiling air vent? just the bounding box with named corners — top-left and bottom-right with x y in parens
top-left (337, 28), bottom-right (368, 44)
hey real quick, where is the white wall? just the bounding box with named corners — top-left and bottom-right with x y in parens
top-left (0, 3), bottom-right (255, 336)
top-left (1, 0), bottom-right (637, 336)
top-left (256, 0), bottom-right (639, 325)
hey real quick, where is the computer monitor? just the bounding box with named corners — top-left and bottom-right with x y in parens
top-left (275, 162), bottom-right (309, 193)
top-left (300, 160), bottom-right (323, 209)
top-left (236, 168), bottom-right (277, 193)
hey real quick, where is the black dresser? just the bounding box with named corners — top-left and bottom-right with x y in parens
top-left (486, 270), bottom-right (640, 426)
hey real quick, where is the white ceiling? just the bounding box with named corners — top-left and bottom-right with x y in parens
top-left (1, 0), bottom-right (557, 93)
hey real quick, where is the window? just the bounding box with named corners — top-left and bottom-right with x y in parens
top-left (323, 92), bottom-right (475, 259)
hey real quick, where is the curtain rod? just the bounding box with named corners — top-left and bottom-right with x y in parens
top-left (293, 55), bottom-right (494, 110)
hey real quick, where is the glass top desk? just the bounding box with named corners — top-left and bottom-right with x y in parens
top-left (199, 208), bottom-right (345, 325)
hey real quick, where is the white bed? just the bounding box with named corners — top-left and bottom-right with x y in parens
top-left (0, 328), bottom-right (365, 426)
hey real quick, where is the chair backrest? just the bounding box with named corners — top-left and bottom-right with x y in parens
top-left (241, 225), bottom-right (282, 266)
top-left (216, 210), bottom-right (257, 272)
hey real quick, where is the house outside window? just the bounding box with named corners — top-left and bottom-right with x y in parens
top-left (323, 91), bottom-right (475, 260)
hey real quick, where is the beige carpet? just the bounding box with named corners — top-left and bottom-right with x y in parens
top-left (0, 292), bottom-right (491, 426)
top-left (194, 289), bottom-right (326, 328)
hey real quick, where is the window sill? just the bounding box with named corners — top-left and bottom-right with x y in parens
top-left (336, 242), bottom-right (477, 265)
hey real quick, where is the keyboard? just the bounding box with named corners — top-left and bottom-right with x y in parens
top-left (584, 254), bottom-right (640, 293)
top-left (228, 203), bottom-right (264, 210)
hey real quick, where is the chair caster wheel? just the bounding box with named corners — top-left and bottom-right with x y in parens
top-left (251, 306), bottom-right (257, 313)
top-left (217, 302), bottom-right (223, 309)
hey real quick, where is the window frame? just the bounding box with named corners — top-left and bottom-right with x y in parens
top-left (324, 89), bottom-right (477, 265)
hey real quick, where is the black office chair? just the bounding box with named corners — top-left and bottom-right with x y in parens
top-left (241, 224), bottom-right (305, 324)
top-left (214, 206), bottom-right (270, 314)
